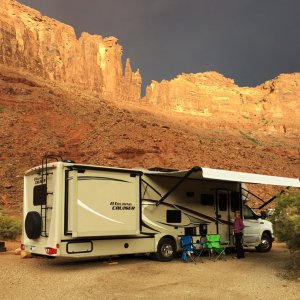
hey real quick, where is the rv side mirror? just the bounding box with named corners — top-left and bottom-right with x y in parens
top-left (260, 210), bottom-right (267, 219)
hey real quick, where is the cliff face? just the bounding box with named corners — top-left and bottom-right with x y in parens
top-left (0, 0), bottom-right (141, 100)
top-left (0, 0), bottom-right (299, 133)
top-left (144, 71), bottom-right (300, 134)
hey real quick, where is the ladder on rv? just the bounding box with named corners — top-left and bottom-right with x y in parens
top-left (40, 154), bottom-right (62, 237)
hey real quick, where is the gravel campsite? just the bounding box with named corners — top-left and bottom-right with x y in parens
top-left (1, 242), bottom-right (299, 300)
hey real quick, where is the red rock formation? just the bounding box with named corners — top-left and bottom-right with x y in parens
top-left (0, 0), bottom-right (141, 100)
top-left (0, 0), bottom-right (299, 135)
top-left (144, 71), bottom-right (300, 134)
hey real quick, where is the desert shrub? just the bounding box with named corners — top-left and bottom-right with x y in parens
top-left (0, 214), bottom-right (22, 240)
top-left (272, 189), bottom-right (300, 249)
top-left (271, 189), bottom-right (300, 275)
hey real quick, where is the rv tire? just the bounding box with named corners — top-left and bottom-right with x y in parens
top-left (255, 233), bottom-right (272, 252)
top-left (154, 238), bottom-right (176, 262)
top-left (25, 211), bottom-right (42, 239)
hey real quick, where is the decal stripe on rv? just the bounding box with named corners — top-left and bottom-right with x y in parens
top-left (78, 176), bottom-right (130, 183)
top-left (142, 199), bottom-right (231, 225)
top-left (78, 199), bottom-right (124, 224)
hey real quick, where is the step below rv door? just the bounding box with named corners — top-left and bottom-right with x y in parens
top-left (66, 169), bottom-right (140, 237)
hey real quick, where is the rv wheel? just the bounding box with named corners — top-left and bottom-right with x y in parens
top-left (255, 233), bottom-right (272, 252)
top-left (155, 238), bottom-right (176, 262)
top-left (25, 211), bottom-right (42, 239)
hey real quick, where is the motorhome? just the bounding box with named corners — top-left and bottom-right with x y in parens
top-left (22, 157), bottom-right (300, 261)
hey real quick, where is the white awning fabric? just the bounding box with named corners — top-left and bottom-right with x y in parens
top-left (143, 167), bottom-right (300, 187)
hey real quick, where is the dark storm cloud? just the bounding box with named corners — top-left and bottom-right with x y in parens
top-left (19, 0), bottom-right (300, 91)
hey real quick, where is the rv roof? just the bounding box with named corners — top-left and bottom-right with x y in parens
top-left (25, 162), bottom-right (300, 187)
top-left (143, 167), bottom-right (300, 187)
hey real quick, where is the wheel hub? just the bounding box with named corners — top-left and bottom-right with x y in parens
top-left (261, 239), bottom-right (269, 249)
top-left (162, 244), bottom-right (173, 257)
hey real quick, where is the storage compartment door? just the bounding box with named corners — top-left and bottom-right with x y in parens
top-left (72, 170), bottom-right (140, 237)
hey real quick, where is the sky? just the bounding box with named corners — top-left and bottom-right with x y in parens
top-left (19, 0), bottom-right (300, 92)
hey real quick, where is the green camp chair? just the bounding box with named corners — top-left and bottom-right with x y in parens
top-left (205, 234), bottom-right (229, 261)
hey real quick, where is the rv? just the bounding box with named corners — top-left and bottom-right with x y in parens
top-left (22, 157), bottom-right (300, 261)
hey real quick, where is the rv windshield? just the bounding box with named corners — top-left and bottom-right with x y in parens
top-left (242, 205), bottom-right (259, 220)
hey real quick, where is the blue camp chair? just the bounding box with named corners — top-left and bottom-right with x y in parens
top-left (180, 236), bottom-right (201, 264)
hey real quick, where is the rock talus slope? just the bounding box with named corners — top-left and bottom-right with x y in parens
top-left (0, 66), bottom-right (299, 212)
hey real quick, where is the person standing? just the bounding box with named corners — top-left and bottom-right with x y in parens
top-left (233, 210), bottom-right (245, 259)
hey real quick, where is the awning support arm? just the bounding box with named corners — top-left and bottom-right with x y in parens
top-left (141, 179), bottom-right (162, 198)
top-left (156, 166), bottom-right (202, 206)
top-left (241, 187), bottom-right (266, 204)
top-left (258, 187), bottom-right (290, 210)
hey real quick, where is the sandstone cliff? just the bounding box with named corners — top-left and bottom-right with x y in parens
top-left (144, 71), bottom-right (300, 134)
top-left (1, 0), bottom-right (299, 127)
top-left (0, 0), bottom-right (141, 100)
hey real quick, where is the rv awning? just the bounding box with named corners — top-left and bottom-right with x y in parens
top-left (143, 167), bottom-right (300, 187)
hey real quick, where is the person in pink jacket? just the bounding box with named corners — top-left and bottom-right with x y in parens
top-left (233, 210), bottom-right (245, 259)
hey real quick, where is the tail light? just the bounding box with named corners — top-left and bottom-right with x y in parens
top-left (45, 247), bottom-right (57, 255)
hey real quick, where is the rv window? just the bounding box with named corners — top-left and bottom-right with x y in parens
top-left (218, 193), bottom-right (227, 211)
top-left (33, 184), bottom-right (47, 206)
top-left (186, 192), bottom-right (195, 198)
top-left (231, 192), bottom-right (240, 212)
top-left (166, 210), bottom-right (182, 223)
top-left (185, 227), bottom-right (196, 235)
top-left (200, 194), bottom-right (214, 206)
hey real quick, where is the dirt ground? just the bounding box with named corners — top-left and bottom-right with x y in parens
top-left (0, 242), bottom-right (299, 300)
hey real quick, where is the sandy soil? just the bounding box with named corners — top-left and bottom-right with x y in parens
top-left (0, 242), bottom-right (299, 300)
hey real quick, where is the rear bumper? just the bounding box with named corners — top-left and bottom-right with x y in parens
top-left (23, 243), bottom-right (59, 257)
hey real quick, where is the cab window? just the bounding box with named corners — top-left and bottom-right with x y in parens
top-left (242, 205), bottom-right (257, 219)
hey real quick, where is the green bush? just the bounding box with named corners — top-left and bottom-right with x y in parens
top-left (272, 189), bottom-right (300, 249)
top-left (271, 189), bottom-right (300, 276)
top-left (0, 214), bottom-right (22, 240)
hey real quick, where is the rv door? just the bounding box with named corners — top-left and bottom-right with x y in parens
top-left (216, 190), bottom-right (230, 241)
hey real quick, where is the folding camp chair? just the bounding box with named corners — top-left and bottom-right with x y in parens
top-left (180, 235), bottom-right (201, 264)
top-left (205, 234), bottom-right (229, 261)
